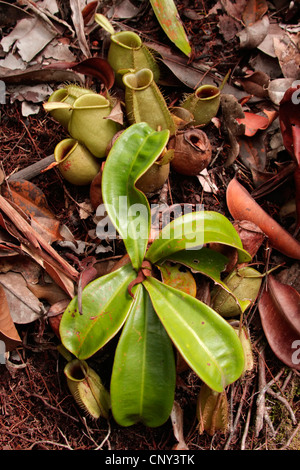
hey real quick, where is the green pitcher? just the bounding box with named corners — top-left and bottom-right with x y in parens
top-left (95, 14), bottom-right (159, 87)
top-left (68, 93), bottom-right (121, 158)
top-left (54, 138), bottom-right (101, 186)
top-left (47, 85), bottom-right (93, 130)
top-left (181, 84), bottom-right (221, 126)
top-left (123, 68), bottom-right (176, 135)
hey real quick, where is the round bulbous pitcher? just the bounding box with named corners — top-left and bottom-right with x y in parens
top-left (68, 94), bottom-right (120, 158)
top-left (181, 84), bottom-right (221, 126)
top-left (54, 138), bottom-right (101, 185)
top-left (108, 30), bottom-right (159, 87)
top-left (123, 68), bottom-right (176, 135)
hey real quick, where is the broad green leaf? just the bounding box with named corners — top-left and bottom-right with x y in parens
top-left (59, 264), bottom-right (136, 359)
top-left (162, 248), bottom-right (250, 313)
top-left (143, 277), bottom-right (245, 392)
top-left (159, 247), bottom-right (228, 285)
top-left (102, 123), bottom-right (169, 270)
top-left (110, 284), bottom-right (175, 427)
top-left (146, 210), bottom-right (251, 265)
top-left (150, 0), bottom-right (191, 57)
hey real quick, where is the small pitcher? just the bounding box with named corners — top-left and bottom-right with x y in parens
top-left (181, 84), bottom-right (221, 126)
top-left (95, 14), bottom-right (159, 87)
top-left (123, 68), bottom-right (176, 135)
top-left (54, 138), bottom-right (101, 185)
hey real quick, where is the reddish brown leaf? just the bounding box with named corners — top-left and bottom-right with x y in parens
top-left (242, 0), bottom-right (268, 26)
top-left (236, 109), bottom-right (278, 137)
top-left (46, 58), bottom-right (115, 90)
top-left (279, 85), bottom-right (300, 165)
top-left (0, 285), bottom-right (22, 352)
top-left (226, 178), bottom-right (300, 260)
top-left (258, 275), bottom-right (300, 370)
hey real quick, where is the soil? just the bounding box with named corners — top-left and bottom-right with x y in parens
top-left (0, 0), bottom-right (299, 452)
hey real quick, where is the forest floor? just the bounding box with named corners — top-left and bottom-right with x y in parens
top-left (0, 0), bottom-right (299, 451)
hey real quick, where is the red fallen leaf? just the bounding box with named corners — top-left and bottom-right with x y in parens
top-left (82, 1), bottom-right (98, 25)
top-left (279, 85), bottom-right (300, 231)
top-left (258, 275), bottom-right (300, 370)
top-left (226, 178), bottom-right (300, 260)
top-left (242, 0), bottom-right (268, 26)
top-left (279, 85), bottom-right (300, 163)
top-left (236, 109), bottom-right (278, 137)
top-left (44, 57), bottom-right (115, 90)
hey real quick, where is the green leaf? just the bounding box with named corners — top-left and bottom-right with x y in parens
top-left (110, 284), bottom-right (175, 427)
top-left (150, 0), bottom-right (191, 57)
top-left (59, 264), bottom-right (136, 359)
top-left (102, 123), bottom-right (170, 270)
top-left (162, 248), bottom-right (251, 314)
top-left (143, 277), bottom-right (245, 392)
top-left (146, 210), bottom-right (251, 265)
top-left (159, 247), bottom-right (228, 285)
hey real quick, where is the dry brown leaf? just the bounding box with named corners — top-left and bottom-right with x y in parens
top-left (0, 272), bottom-right (43, 324)
top-left (220, 94), bottom-right (245, 166)
top-left (170, 401), bottom-right (189, 450)
top-left (0, 284), bottom-right (22, 352)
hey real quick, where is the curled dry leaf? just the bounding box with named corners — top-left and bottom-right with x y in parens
top-left (170, 401), bottom-right (189, 450)
top-left (197, 383), bottom-right (228, 436)
top-left (258, 275), bottom-right (300, 370)
top-left (236, 109), bottom-right (278, 137)
top-left (237, 15), bottom-right (269, 49)
top-left (226, 178), bottom-right (300, 260)
top-left (233, 220), bottom-right (265, 258)
top-left (0, 284), bottom-right (22, 352)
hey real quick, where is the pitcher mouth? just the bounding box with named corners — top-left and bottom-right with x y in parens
top-left (195, 85), bottom-right (220, 100)
top-left (111, 31), bottom-right (142, 50)
top-left (55, 138), bottom-right (77, 163)
top-left (123, 69), bottom-right (153, 90)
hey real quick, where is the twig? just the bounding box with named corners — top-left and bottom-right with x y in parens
top-left (255, 347), bottom-right (266, 437)
top-left (240, 388), bottom-right (255, 450)
top-left (266, 388), bottom-right (297, 425)
top-left (8, 154), bottom-right (55, 181)
top-left (224, 380), bottom-right (249, 449)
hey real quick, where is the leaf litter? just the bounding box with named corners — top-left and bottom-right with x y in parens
top-left (0, 0), bottom-right (299, 451)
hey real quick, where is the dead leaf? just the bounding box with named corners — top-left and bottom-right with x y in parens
top-left (242, 0), bottom-right (268, 26)
top-left (1, 16), bottom-right (57, 63)
top-left (237, 15), bottom-right (269, 49)
top-left (273, 33), bottom-right (300, 80)
top-left (236, 109), bottom-right (278, 137)
top-left (226, 178), bottom-right (300, 260)
top-left (258, 275), bottom-right (300, 370)
top-left (0, 272), bottom-right (43, 324)
top-left (0, 285), bottom-right (22, 352)
top-left (237, 70), bottom-right (269, 98)
top-left (70, 0), bottom-right (91, 59)
top-left (27, 280), bottom-right (68, 305)
top-left (220, 94), bottom-right (245, 166)
top-left (197, 383), bottom-right (228, 436)
top-left (268, 78), bottom-right (295, 105)
top-left (233, 220), bottom-right (265, 258)
top-left (170, 401), bottom-right (189, 450)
